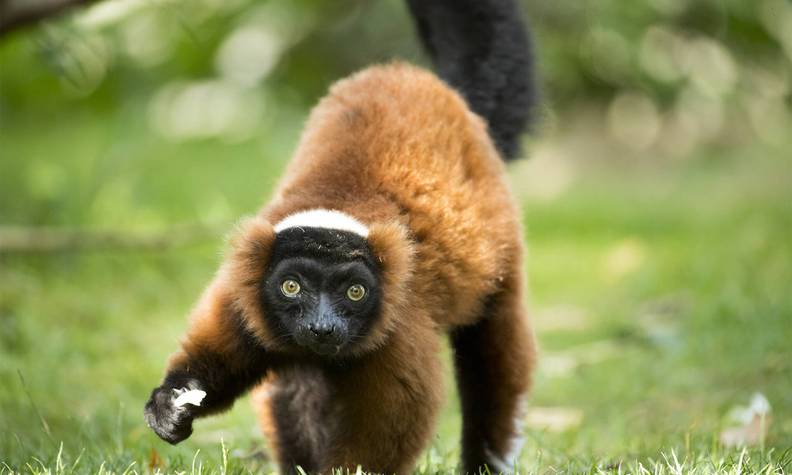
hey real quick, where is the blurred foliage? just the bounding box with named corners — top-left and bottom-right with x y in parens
top-left (1, 0), bottom-right (791, 175)
top-left (524, 0), bottom-right (792, 154)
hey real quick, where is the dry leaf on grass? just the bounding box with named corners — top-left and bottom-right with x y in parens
top-left (525, 407), bottom-right (584, 432)
top-left (603, 238), bottom-right (646, 281)
top-left (540, 339), bottom-right (622, 378)
top-left (148, 447), bottom-right (164, 471)
top-left (535, 305), bottom-right (590, 332)
top-left (540, 354), bottom-right (580, 377)
top-left (720, 393), bottom-right (772, 447)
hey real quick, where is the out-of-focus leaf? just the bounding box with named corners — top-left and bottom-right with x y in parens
top-left (720, 393), bottom-right (772, 448)
top-left (525, 406), bottom-right (584, 432)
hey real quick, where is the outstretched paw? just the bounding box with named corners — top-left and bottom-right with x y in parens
top-left (144, 384), bottom-right (205, 444)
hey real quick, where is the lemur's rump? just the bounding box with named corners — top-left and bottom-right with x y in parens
top-left (144, 1), bottom-right (537, 473)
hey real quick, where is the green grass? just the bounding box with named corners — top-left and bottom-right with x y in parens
top-left (1, 101), bottom-right (791, 474)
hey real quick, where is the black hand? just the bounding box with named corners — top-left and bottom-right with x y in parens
top-left (144, 385), bottom-right (196, 444)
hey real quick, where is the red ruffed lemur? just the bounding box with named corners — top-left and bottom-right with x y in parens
top-left (144, 0), bottom-right (538, 473)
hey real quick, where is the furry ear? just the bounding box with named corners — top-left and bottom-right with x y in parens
top-left (357, 221), bottom-right (416, 353)
top-left (367, 221), bottom-right (414, 287)
top-left (223, 216), bottom-right (278, 347)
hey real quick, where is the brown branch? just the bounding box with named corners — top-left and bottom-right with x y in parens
top-left (0, 0), bottom-right (99, 36)
top-left (0, 224), bottom-right (225, 253)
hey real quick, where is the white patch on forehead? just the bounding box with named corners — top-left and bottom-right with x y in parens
top-left (273, 209), bottom-right (369, 237)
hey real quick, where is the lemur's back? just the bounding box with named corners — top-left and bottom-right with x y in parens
top-left (264, 63), bottom-right (523, 327)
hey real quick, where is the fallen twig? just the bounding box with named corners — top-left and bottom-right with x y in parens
top-left (0, 223), bottom-right (224, 253)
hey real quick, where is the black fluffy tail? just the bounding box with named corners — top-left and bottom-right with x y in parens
top-left (406, 0), bottom-right (536, 161)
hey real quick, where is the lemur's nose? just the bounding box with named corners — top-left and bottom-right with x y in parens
top-left (309, 322), bottom-right (335, 337)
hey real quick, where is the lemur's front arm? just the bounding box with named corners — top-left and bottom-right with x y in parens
top-left (144, 276), bottom-right (269, 444)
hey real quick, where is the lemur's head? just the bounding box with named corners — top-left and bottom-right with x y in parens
top-left (227, 209), bottom-right (412, 358)
top-left (262, 211), bottom-right (381, 356)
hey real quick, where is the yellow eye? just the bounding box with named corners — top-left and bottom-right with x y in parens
top-left (346, 284), bottom-right (366, 301)
top-left (281, 279), bottom-right (301, 297)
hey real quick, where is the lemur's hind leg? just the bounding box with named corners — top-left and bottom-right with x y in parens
top-left (253, 366), bottom-right (330, 474)
top-left (451, 277), bottom-right (536, 474)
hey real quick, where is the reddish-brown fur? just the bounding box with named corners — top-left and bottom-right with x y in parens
top-left (163, 62), bottom-right (536, 474)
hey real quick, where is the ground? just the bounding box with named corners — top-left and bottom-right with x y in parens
top-left (0, 104), bottom-right (790, 473)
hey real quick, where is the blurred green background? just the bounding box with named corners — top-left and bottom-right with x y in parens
top-left (1, 0), bottom-right (791, 473)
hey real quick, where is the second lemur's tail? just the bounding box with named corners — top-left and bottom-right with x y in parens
top-left (406, 0), bottom-right (536, 161)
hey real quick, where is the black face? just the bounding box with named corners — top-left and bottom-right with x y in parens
top-left (260, 228), bottom-right (381, 357)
